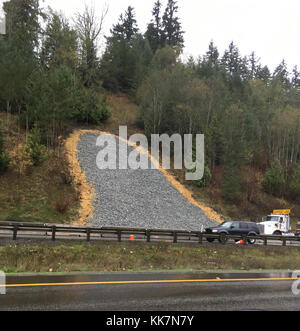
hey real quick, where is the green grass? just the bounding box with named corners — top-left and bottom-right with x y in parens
top-left (0, 160), bottom-right (79, 224)
top-left (1, 241), bottom-right (300, 274)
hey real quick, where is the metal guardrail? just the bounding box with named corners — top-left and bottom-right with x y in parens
top-left (0, 221), bottom-right (300, 247)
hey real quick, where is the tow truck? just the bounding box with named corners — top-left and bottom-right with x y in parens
top-left (258, 209), bottom-right (296, 236)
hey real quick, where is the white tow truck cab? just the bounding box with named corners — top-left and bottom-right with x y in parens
top-left (259, 210), bottom-right (292, 236)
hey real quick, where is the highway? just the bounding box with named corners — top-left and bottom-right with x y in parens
top-left (0, 272), bottom-right (300, 311)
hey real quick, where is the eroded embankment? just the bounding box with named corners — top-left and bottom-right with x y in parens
top-left (65, 129), bottom-right (223, 228)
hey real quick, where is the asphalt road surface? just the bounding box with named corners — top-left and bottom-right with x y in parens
top-left (0, 272), bottom-right (300, 311)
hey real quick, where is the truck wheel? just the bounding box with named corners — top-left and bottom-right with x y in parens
top-left (273, 231), bottom-right (282, 236)
top-left (247, 234), bottom-right (256, 245)
top-left (207, 238), bottom-right (215, 243)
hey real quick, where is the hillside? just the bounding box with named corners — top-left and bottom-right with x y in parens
top-left (0, 94), bottom-right (299, 228)
top-left (1, 0), bottom-right (300, 228)
top-left (0, 113), bottom-right (79, 223)
top-left (0, 95), bottom-right (138, 224)
top-left (104, 95), bottom-right (300, 226)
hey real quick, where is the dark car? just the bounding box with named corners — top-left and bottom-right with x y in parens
top-left (205, 221), bottom-right (260, 244)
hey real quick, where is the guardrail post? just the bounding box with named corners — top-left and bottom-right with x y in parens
top-left (242, 235), bottom-right (247, 245)
top-left (13, 225), bottom-right (18, 241)
top-left (173, 232), bottom-right (178, 244)
top-left (264, 237), bottom-right (267, 246)
top-left (117, 230), bottom-right (121, 242)
top-left (198, 233), bottom-right (203, 244)
top-left (87, 229), bottom-right (91, 242)
top-left (282, 237), bottom-right (286, 247)
top-left (51, 226), bottom-right (56, 241)
top-left (220, 233), bottom-right (226, 245)
top-left (146, 230), bottom-right (151, 243)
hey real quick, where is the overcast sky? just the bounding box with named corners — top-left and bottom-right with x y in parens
top-left (2, 0), bottom-right (300, 72)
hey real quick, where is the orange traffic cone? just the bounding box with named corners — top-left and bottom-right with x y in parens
top-left (130, 235), bottom-right (135, 241)
top-left (235, 240), bottom-right (244, 245)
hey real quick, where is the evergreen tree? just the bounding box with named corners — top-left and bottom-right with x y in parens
top-left (292, 66), bottom-right (300, 90)
top-left (1, 0), bottom-right (40, 123)
top-left (248, 52), bottom-right (260, 80)
top-left (111, 6), bottom-right (138, 42)
top-left (205, 40), bottom-right (219, 66)
top-left (145, 0), bottom-right (163, 53)
top-left (221, 42), bottom-right (248, 79)
top-left (221, 163), bottom-right (243, 202)
top-left (3, 0), bottom-right (43, 55)
top-left (205, 116), bottom-right (226, 168)
top-left (197, 41), bottom-right (221, 78)
top-left (161, 0), bottom-right (184, 49)
top-left (70, 89), bottom-right (111, 125)
top-left (256, 65), bottom-right (271, 83)
top-left (26, 125), bottom-right (47, 166)
top-left (131, 35), bottom-right (153, 89)
top-left (221, 105), bottom-right (246, 202)
top-left (40, 10), bottom-right (78, 70)
top-left (100, 7), bottom-right (140, 92)
top-left (221, 42), bottom-right (249, 94)
top-left (0, 37), bottom-right (34, 122)
top-left (273, 60), bottom-right (290, 88)
top-left (100, 37), bottom-right (133, 92)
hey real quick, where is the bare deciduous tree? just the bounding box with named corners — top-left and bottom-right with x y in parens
top-left (74, 2), bottom-right (108, 86)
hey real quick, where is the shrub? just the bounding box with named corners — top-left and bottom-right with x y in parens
top-left (10, 144), bottom-right (32, 175)
top-left (71, 90), bottom-right (111, 125)
top-left (98, 95), bottom-right (112, 122)
top-left (54, 195), bottom-right (71, 214)
top-left (193, 165), bottom-right (212, 188)
top-left (262, 161), bottom-right (286, 197)
top-left (26, 126), bottom-right (47, 166)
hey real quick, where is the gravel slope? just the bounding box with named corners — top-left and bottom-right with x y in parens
top-left (77, 132), bottom-right (218, 230)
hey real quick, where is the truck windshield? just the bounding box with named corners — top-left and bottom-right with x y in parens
top-left (266, 216), bottom-right (279, 222)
